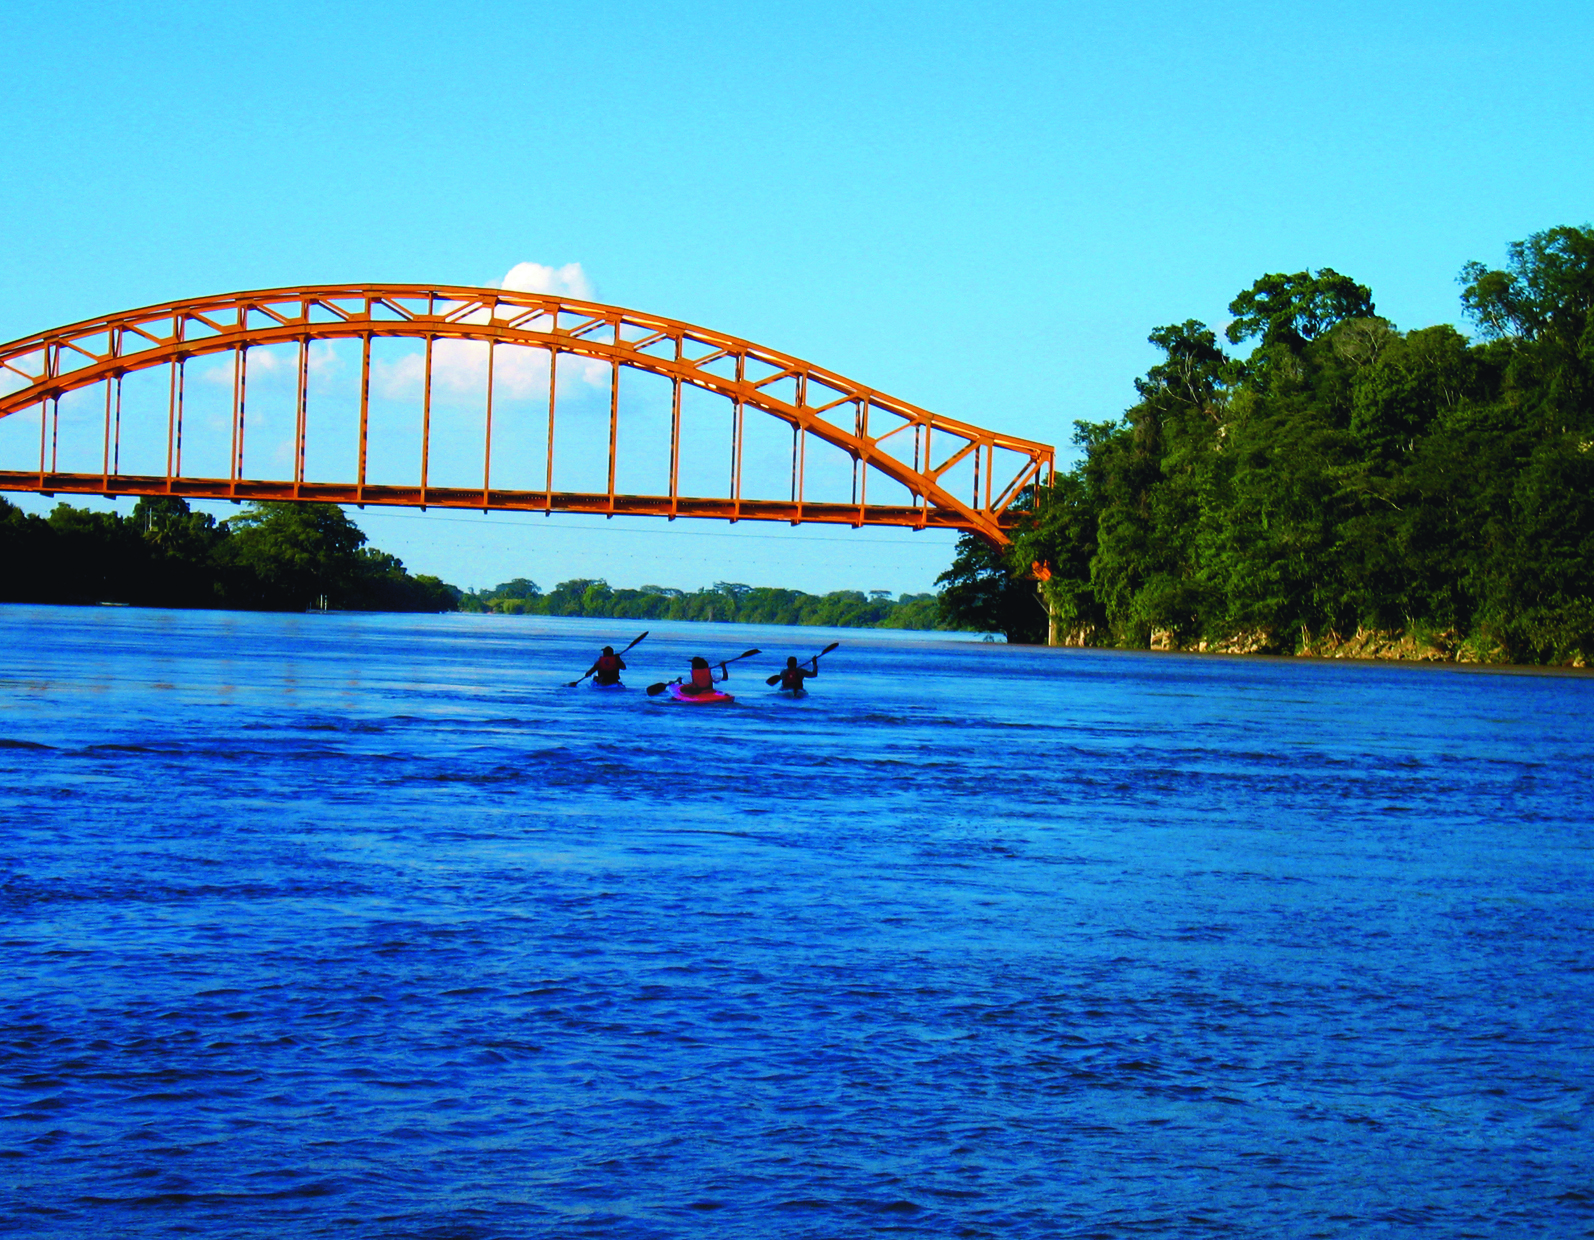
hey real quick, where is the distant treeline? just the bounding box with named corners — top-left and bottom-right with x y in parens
top-left (0, 496), bottom-right (957, 629)
top-left (939, 224), bottom-right (1594, 663)
top-left (462, 578), bottom-right (946, 630)
top-left (0, 497), bottom-right (458, 612)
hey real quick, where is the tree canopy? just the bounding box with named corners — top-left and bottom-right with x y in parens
top-left (991, 224), bottom-right (1594, 663)
top-left (1226, 268), bottom-right (1376, 351)
top-left (0, 498), bottom-right (459, 613)
top-left (462, 577), bottom-right (947, 631)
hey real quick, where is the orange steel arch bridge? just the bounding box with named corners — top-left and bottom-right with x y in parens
top-left (0, 285), bottom-right (1053, 547)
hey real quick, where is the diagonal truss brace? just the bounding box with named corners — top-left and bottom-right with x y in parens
top-left (0, 285), bottom-right (1054, 546)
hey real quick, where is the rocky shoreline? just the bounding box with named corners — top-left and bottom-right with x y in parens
top-left (1051, 623), bottom-right (1588, 667)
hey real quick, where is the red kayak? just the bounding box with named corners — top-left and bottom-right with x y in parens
top-left (665, 683), bottom-right (735, 704)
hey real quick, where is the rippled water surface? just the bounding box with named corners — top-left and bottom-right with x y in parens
top-left (2, 604), bottom-right (1591, 1238)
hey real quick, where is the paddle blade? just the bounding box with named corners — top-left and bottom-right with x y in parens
top-left (623, 630), bottom-right (649, 652)
top-left (765, 673), bottom-right (781, 685)
top-left (820, 642), bottom-right (840, 656)
top-left (646, 682), bottom-right (670, 696)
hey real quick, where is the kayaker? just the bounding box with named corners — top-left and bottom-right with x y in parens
top-left (776, 656), bottom-right (817, 692)
top-left (586, 645), bottom-right (626, 686)
top-left (679, 655), bottom-right (728, 697)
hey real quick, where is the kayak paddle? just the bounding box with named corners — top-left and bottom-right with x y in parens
top-left (647, 648), bottom-right (761, 696)
top-left (566, 630), bottom-right (649, 687)
top-left (766, 641), bottom-right (839, 685)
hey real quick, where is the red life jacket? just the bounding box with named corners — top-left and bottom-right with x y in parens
top-left (779, 667), bottom-right (807, 689)
top-left (690, 666), bottom-right (715, 689)
top-left (597, 654), bottom-right (621, 675)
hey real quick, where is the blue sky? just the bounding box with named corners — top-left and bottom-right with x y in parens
top-left (3, 0), bottom-right (1589, 595)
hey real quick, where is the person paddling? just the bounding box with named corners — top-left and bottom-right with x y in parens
top-left (586, 645), bottom-right (626, 686)
top-left (678, 655), bottom-right (729, 697)
top-left (766, 642), bottom-right (838, 691)
top-left (646, 648), bottom-right (760, 697)
top-left (775, 655), bottom-right (817, 692)
top-left (567, 631), bottom-right (647, 687)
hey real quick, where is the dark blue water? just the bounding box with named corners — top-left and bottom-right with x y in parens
top-left (2, 604), bottom-right (1591, 1238)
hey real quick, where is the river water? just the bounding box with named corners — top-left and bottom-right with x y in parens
top-left (1, 604), bottom-right (1590, 1238)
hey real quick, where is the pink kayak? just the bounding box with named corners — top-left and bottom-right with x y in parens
top-left (665, 683), bottom-right (735, 704)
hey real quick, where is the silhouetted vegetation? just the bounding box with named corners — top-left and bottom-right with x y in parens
top-left (0, 495), bottom-right (962, 628)
top-left (0, 498), bottom-right (460, 612)
top-left (948, 224), bottom-right (1594, 662)
top-left (932, 537), bottom-right (1048, 644)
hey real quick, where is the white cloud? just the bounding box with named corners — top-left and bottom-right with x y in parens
top-left (307, 340), bottom-right (339, 377)
top-left (371, 351), bottom-right (426, 400)
top-left (498, 261), bottom-right (594, 301)
top-left (372, 339), bottom-right (607, 402)
top-left (199, 350), bottom-right (274, 386)
top-left (380, 262), bottom-right (605, 399)
top-left (192, 265), bottom-right (608, 404)
top-left (197, 342), bottom-right (338, 387)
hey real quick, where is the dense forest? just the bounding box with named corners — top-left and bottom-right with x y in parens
top-left (0, 497), bottom-right (459, 612)
top-left (939, 224), bottom-right (1594, 664)
top-left (462, 578), bottom-right (943, 630)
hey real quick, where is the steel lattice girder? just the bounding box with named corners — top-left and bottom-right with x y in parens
top-left (0, 285), bottom-right (1054, 546)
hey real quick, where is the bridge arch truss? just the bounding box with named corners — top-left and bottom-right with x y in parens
top-left (0, 285), bottom-right (1053, 546)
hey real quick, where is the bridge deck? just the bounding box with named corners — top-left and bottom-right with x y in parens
top-left (0, 471), bottom-right (1020, 531)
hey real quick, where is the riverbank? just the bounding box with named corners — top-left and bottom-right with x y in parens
top-left (1057, 623), bottom-right (1590, 668)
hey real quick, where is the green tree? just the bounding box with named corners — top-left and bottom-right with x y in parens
top-left (2, 496), bottom-right (460, 614)
top-left (221, 502), bottom-right (369, 609)
top-left (936, 533), bottom-right (1046, 643)
top-left (543, 579), bottom-right (601, 616)
top-left (1227, 268), bottom-right (1376, 352)
top-left (1461, 224), bottom-right (1594, 437)
top-left (1348, 325), bottom-right (1474, 461)
top-left (955, 227), bottom-right (1592, 663)
top-left (1460, 225), bottom-right (1594, 348)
